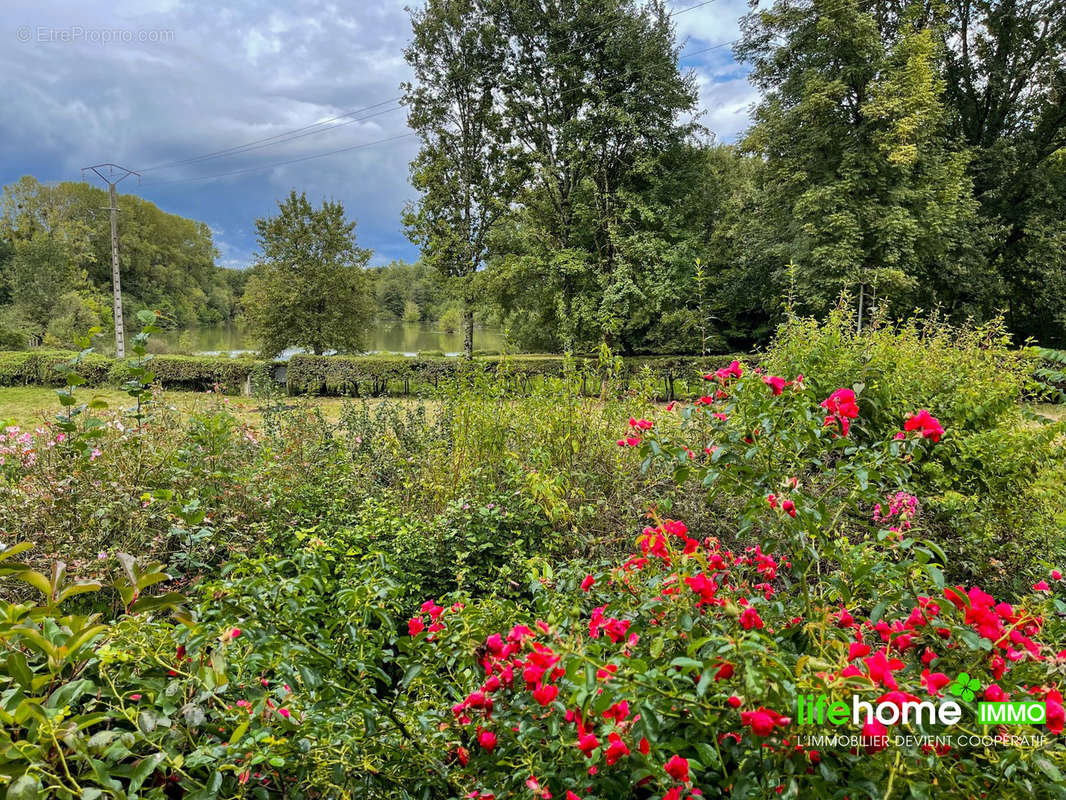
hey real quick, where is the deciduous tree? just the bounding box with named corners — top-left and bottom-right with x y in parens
top-left (402, 0), bottom-right (521, 358)
top-left (243, 191), bottom-right (374, 357)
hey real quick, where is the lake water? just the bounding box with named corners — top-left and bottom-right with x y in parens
top-left (156, 322), bottom-right (509, 358)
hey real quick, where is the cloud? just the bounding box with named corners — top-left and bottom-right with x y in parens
top-left (672, 0), bottom-right (751, 47)
top-left (0, 0), bottom-right (759, 269)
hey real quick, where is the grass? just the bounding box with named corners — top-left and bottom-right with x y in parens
top-left (3, 385), bottom-right (1064, 429)
top-left (0, 386), bottom-right (369, 428)
top-left (1033, 402), bottom-right (1066, 422)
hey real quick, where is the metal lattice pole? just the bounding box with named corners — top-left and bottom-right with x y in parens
top-left (83, 163), bottom-right (139, 357)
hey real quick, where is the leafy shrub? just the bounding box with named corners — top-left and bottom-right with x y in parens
top-left (1036, 347), bottom-right (1066, 403)
top-left (323, 492), bottom-right (553, 605)
top-left (0, 325), bottom-right (27, 350)
top-left (2, 354), bottom-right (1064, 799)
top-left (762, 310), bottom-right (1037, 437)
top-left (0, 349), bottom-right (258, 394)
top-left (399, 366), bottom-right (1066, 799)
top-left (0, 541), bottom-right (433, 799)
top-left (0, 349), bottom-right (112, 387)
top-left (114, 354), bottom-right (258, 394)
top-left (762, 311), bottom-right (1066, 592)
top-left (408, 533), bottom-right (1065, 799)
top-left (284, 352), bottom-right (747, 399)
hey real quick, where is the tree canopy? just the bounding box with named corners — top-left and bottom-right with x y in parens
top-left (243, 191), bottom-right (375, 357)
top-left (0, 176), bottom-right (242, 350)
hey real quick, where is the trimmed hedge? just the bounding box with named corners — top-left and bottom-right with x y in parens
top-left (284, 353), bottom-right (750, 399)
top-left (0, 350), bottom-right (261, 394)
top-left (140, 355), bottom-right (260, 393)
top-left (0, 350), bottom-right (113, 387)
top-left (0, 348), bottom-right (757, 400)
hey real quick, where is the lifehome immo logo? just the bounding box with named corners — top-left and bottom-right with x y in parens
top-left (796, 671), bottom-right (1046, 731)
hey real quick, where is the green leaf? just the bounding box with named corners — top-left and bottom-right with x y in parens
top-left (1035, 757), bottom-right (1062, 782)
top-left (14, 570), bottom-right (51, 600)
top-left (668, 657), bottom-right (703, 671)
top-left (400, 663), bottom-right (423, 688)
top-left (229, 720), bottom-right (250, 745)
top-left (129, 752), bottom-right (166, 793)
top-left (6, 775), bottom-right (41, 800)
top-left (5, 652), bottom-right (32, 691)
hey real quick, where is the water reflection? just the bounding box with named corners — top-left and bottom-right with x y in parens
top-left (156, 322), bottom-right (510, 358)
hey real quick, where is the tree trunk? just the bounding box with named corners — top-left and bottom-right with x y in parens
top-left (463, 303), bottom-right (474, 360)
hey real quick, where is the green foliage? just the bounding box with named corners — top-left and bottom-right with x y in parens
top-left (242, 191), bottom-right (375, 357)
top-left (736, 0), bottom-right (986, 326)
top-left (0, 349), bottom-right (258, 393)
top-left (437, 305), bottom-right (462, 334)
top-left (470, 0), bottom-right (1063, 353)
top-left (1036, 347), bottom-right (1066, 403)
top-left (284, 352), bottom-right (747, 398)
top-left (120, 310), bottom-right (162, 429)
top-left (763, 309), bottom-right (1037, 436)
top-left (402, 0), bottom-right (524, 357)
top-left (2, 325), bottom-right (1065, 798)
top-left (939, 0), bottom-right (1066, 347)
top-left (392, 358), bottom-right (1066, 799)
top-left (52, 327), bottom-right (109, 458)
top-left (0, 326), bottom-right (27, 350)
top-left (0, 176), bottom-right (242, 341)
top-left (371, 260), bottom-right (443, 322)
top-left (763, 310), bottom-right (1066, 592)
top-left (400, 299), bottom-right (421, 324)
top-left (43, 291), bottom-right (111, 350)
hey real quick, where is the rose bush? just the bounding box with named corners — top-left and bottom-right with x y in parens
top-left (1, 319), bottom-right (1064, 798)
top-left (401, 364), bottom-right (1066, 798)
top-left (761, 310), bottom-right (1066, 593)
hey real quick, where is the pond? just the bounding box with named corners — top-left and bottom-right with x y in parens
top-left (155, 321), bottom-right (510, 358)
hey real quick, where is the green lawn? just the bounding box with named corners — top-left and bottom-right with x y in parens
top-left (3, 384), bottom-right (1063, 430)
top-left (0, 385), bottom-right (365, 428)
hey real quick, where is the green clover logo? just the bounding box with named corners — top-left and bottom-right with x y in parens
top-left (948, 672), bottom-right (981, 702)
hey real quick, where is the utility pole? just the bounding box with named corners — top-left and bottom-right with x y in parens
top-left (83, 163), bottom-right (139, 357)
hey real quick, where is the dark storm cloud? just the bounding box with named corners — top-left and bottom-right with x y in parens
top-left (1, 0), bottom-right (752, 268)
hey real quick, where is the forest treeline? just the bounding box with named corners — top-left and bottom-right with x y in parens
top-left (0, 177), bottom-right (245, 349)
top-left (2, 0), bottom-right (1063, 355)
top-left (402, 0), bottom-right (1065, 353)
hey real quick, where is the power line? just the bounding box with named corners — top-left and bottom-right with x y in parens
top-left (137, 0), bottom-right (872, 187)
top-left (140, 132), bottom-right (417, 187)
top-left (136, 0), bottom-right (723, 176)
top-left (138, 41), bottom-right (738, 188)
top-left (136, 96), bottom-right (402, 172)
top-left (140, 103), bottom-right (403, 173)
top-left (671, 0), bottom-right (723, 15)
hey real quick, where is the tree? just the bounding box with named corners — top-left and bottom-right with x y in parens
top-left (736, 0), bottom-right (988, 327)
top-left (5, 233), bottom-right (81, 335)
top-left (937, 0), bottom-right (1066, 345)
top-left (242, 191), bottom-right (374, 357)
top-left (402, 0), bottom-right (521, 358)
top-left (488, 0), bottom-right (697, 352)
top-left (401, 299), bottom-right (422, 323)
top-left (0, 176), bottom-right (240, 338)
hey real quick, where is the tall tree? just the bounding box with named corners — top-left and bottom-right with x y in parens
top-left (402, 0), bottom-right (521, 358)
top-left (490, 0), bottom-right (697, 351)
top-left (0, 176), bottom-right (239, 343)
top-left (243, 191), bottom-right (374, 357)
top-left (736, 0), bottom-right (988, 326)
top-left (937, 0), bottom-right (1066, 344)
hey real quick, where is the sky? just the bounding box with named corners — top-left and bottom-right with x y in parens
top-left (1, 0), bottom-right (758, 269)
